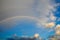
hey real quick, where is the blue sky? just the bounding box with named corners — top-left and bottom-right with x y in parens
top-left (0, 0), bottom-right (60, 40)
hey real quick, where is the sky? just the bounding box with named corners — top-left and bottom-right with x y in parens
top-left (0, 0), bottom-right (60, 40)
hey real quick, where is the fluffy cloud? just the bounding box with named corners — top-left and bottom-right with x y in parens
top-left (55, 24), bottom-right (60, 30)
top-left (34, 33), bottom-right (39, 38)
top-left (45, 22), bottom-right (55, 28)
top-left (56, 30), bottom-right (60, 35)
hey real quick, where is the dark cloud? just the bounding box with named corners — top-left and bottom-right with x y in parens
top-left (0, 0), bottom-right (35, 21)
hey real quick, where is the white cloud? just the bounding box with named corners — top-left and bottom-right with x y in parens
top-left (56, 30), bottom-right (60, 35)
top-left (55, 24), bottom-right (60, 30)
top-left (45, 22), bottom-right (55, 28)
top-left (36, 0), bottom-right (57, 28)
top-left (49, 12), bottom-right (56, 21)
top-left (34, 33), bottom-right (39, 38)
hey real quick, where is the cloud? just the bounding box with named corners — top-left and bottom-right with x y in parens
top-left (0, 0), bottom-right (56, 29)
top-left (36, 0), bottom-right (59, 29)
top-left (56, 30), bottom-right (60, 35)
top-left (49, 13), bottom-right (56, 21)
top-left (45, 22), bottom-right (55, 28)
top-left (55, 24), bottom-right (60, 30)
top-left (0, 0), bottom-right (54, 21)
top-left (34, 33), bottom-right (39, 38)
top-left (0, 0), bottom-right (60, 39)
top-left (0, 0), bottom-right (35, 21)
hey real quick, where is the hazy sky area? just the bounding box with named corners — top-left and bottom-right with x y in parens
top-left (0, 0), bottom-right (60, 40)
top-left (0, 0), bottom-right (51, 21)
